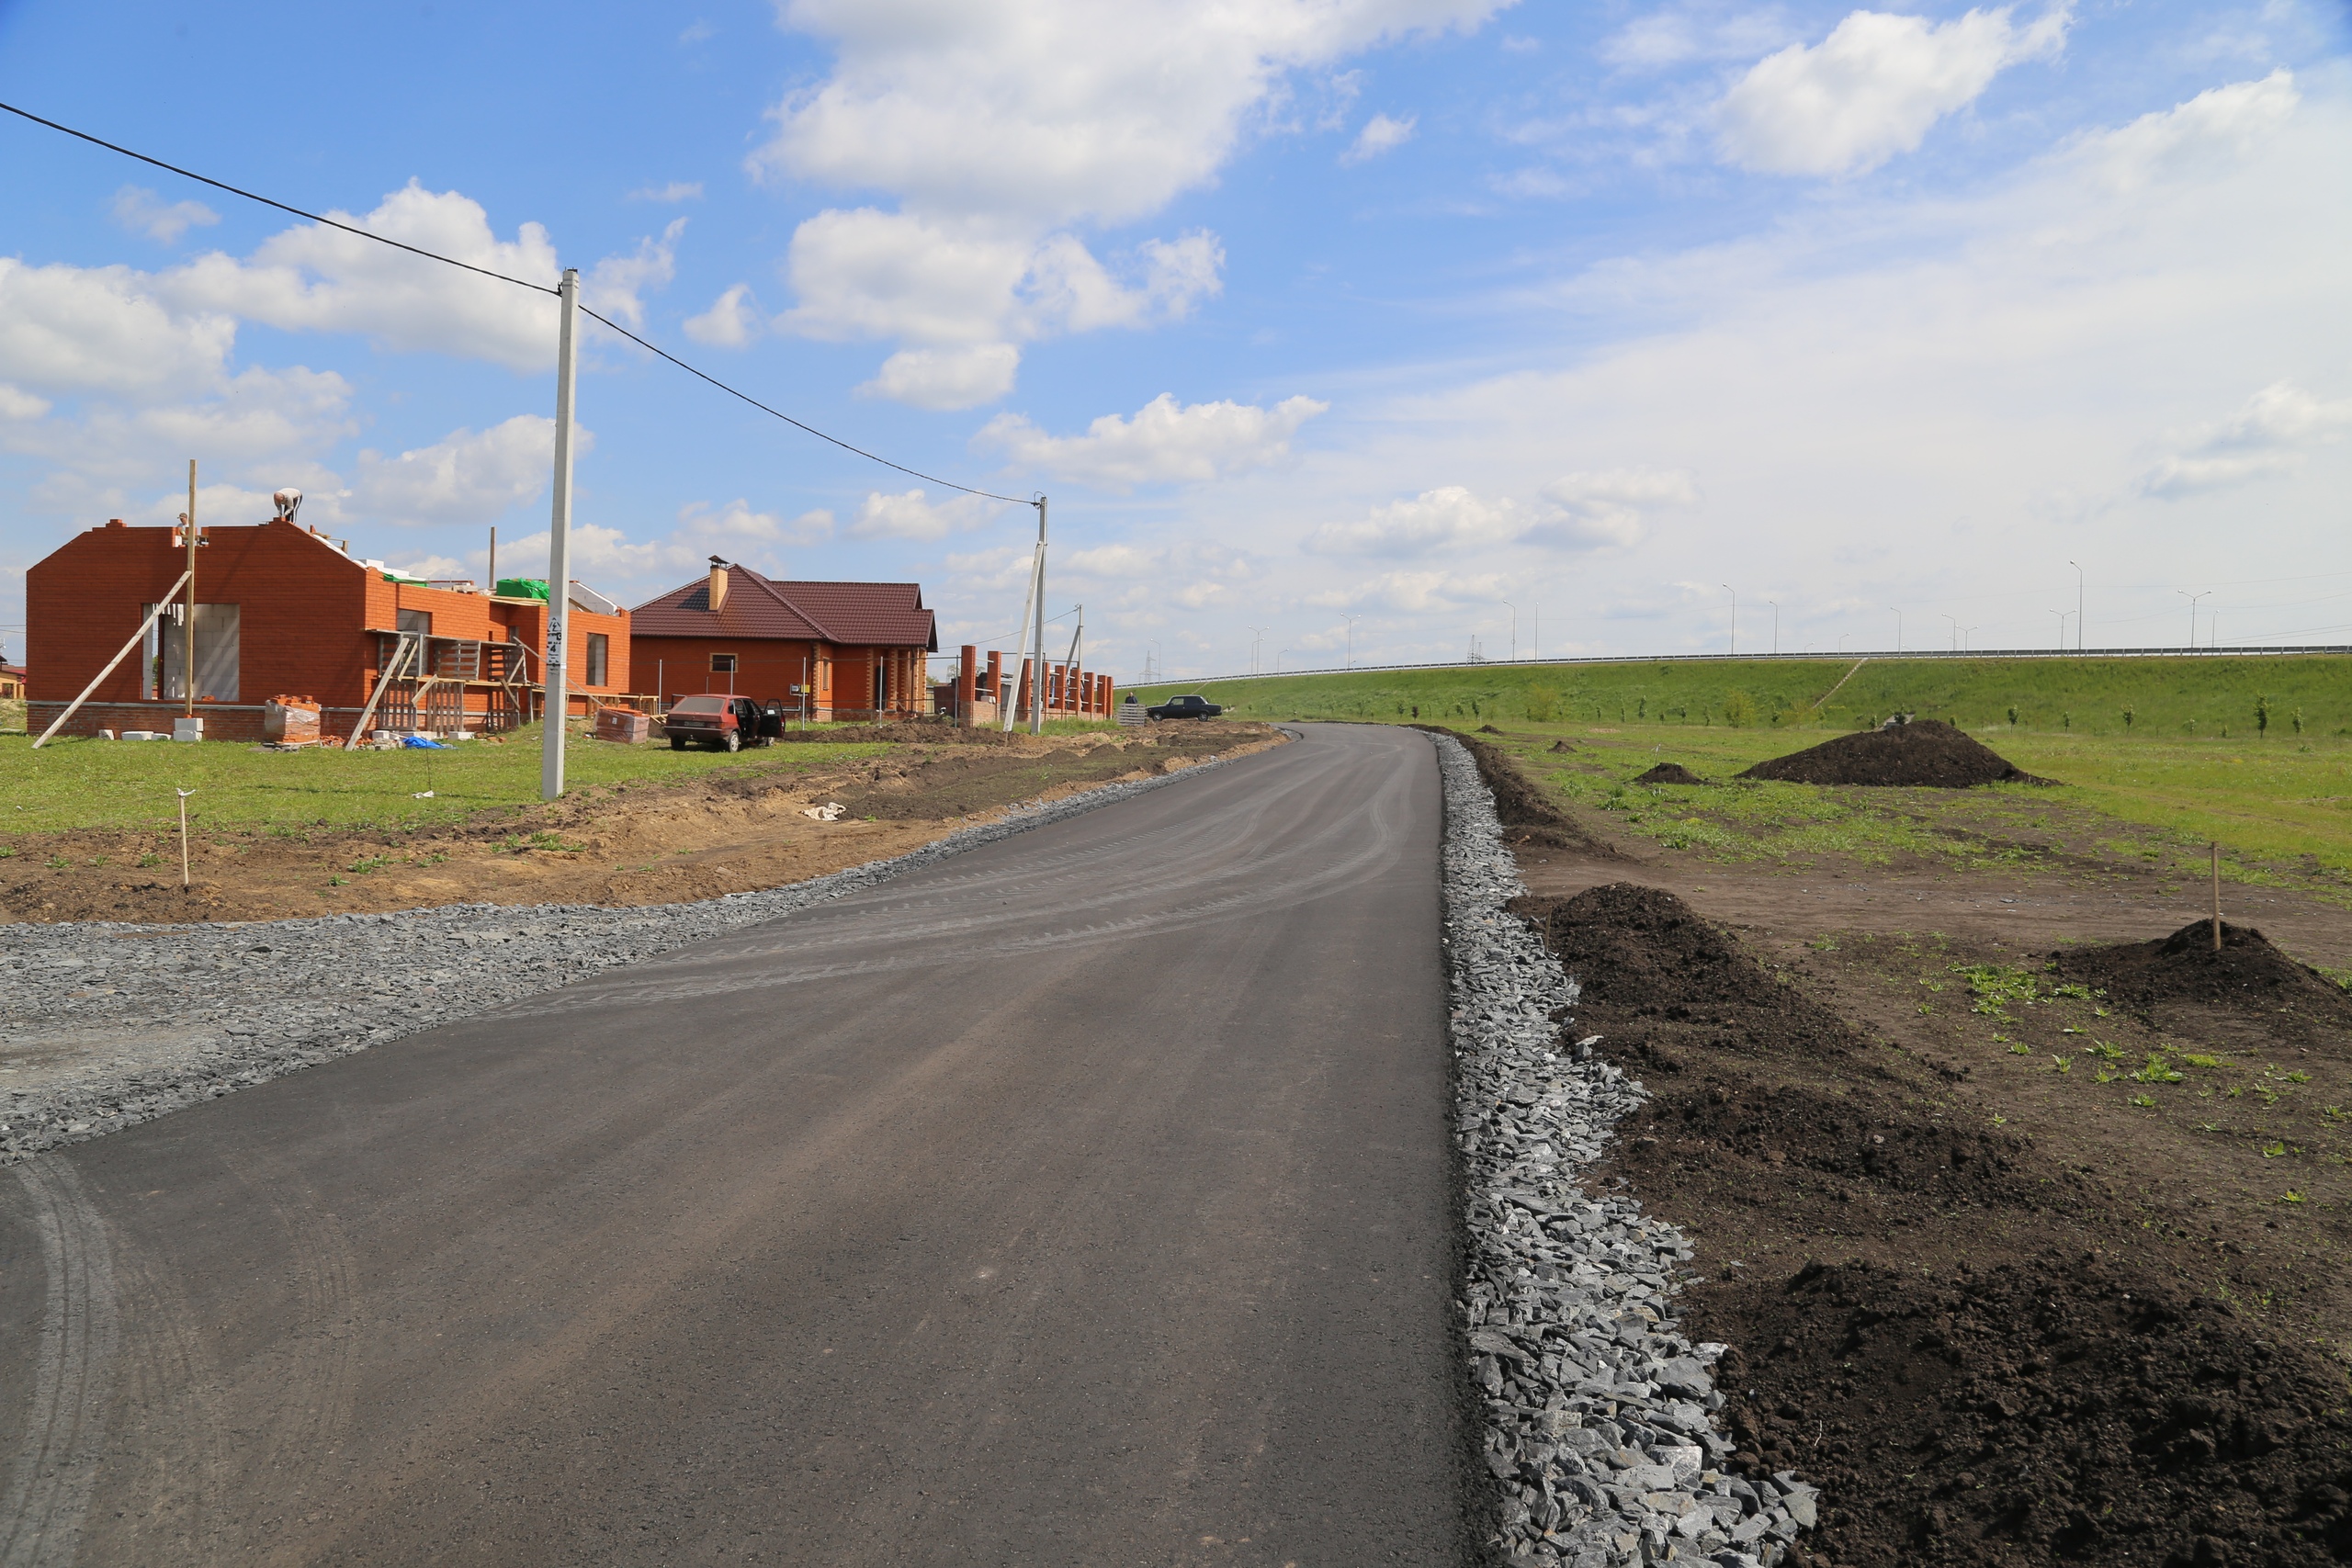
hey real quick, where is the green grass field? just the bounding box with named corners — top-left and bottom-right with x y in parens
top-left (0, 725), bottom-right (890, 839)
top-left (1132, 654), bottom-right (2352, 738)
top-left (1131, 657), bottom-right (2352, 880)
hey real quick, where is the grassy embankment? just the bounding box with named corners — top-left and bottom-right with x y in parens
top-left (1132, 656), bottom-right (2352, 883)
top-left (0, 723), bottom-right (891, 839)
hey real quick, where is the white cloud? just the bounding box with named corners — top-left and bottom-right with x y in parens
top-left (684, 284), bottom-right (765, 348)
top-left (583, 219), bottom-right (685, 331)
top-left (2140, 381), bottom-right (2352, 497)
top-left (1301, 470), bottom-right (1684, 557)
top-left (1600, 7), bottom-right (1792, 69)
top-left (1306, 485), bottom-right (1522, 555)
top-left (2079, 69), bottom-right (2298, 193)
top-left (0, 258), bottom-right (236, 399)
top-left (755, 0), bottom-right (1498, 402)
top-left (847, 488), bottom-right (1012, 541)
top-left (110, 185), bottom-right (220, 244)
top-left (628, 181), bottom-right (705, 202)
top-left (351, 415), bottom-right (583, 526)
top-left (1716, 5), bottom-right (2070, 176)
top-left (153, 185), bottom-right (682, 371)
top-left (977, 392), bottom-right (1327, 489)
top-left (755, 0), bottom-right (1508, 224)
top-left (782, 211), bottom-right (1223, 350)
top-left (674, 497), bottom-right (836, 557)
top-left (0, 384), bottom-right (51, 421)
top-left (1524, 468), bottom-right (1699, 549)
top-left (858, 344), bottom-right (1021, 410)
top-left (1342, 112), bottom-right (1418, 164)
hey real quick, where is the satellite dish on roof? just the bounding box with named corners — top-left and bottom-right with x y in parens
top-left (272, 488), bottom-right (303, 523)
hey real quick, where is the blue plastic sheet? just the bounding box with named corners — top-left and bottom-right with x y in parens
top-left (400, 735), bottom-right (449, 749)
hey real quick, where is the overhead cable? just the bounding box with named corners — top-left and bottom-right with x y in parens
top-left (0, 97), bottom-right (1033, 507)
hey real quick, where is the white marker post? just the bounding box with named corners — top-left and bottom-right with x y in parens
top-left (541, 267), bottom-right (580, 801)
top-left (1030, 495), bottom-right (1047, 736)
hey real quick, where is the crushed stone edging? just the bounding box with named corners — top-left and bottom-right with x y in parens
top-left (1434, 732), bottom-right (1816, 1567)
top-left (2, 753), bottom-right (1246, 1164)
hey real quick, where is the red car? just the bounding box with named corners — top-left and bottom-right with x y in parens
top-left (663, 694), bottom-right (774, 751)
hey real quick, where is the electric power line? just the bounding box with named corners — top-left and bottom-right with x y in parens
top-left (0, 96), bottom-right (1032, 508)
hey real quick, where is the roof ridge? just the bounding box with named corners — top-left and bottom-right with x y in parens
top-left (739, 565), bottom-right (840, 642)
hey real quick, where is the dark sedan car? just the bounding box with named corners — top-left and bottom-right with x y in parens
top-left (1146, 694), bottom-right (1223, 720)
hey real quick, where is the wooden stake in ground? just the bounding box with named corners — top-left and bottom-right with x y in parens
top-left (2211, 840), bottom-right (2222, 952)
top-left (177, 788), bottom-right (197, 889)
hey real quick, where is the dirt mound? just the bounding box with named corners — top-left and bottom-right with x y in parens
top-left (1713, 1258), bottom-right (2352, 1567)
top-left (1477, 723), bottom-right (1503, 734)
top-left (2054, 919), bottom-right (2352, 1022)
top-left (1546, 739), bottom-right (1577, 753)
top-left (1508, 883), bottom-right (1860, 1060)
top-left (1631, 761), bottom-right (1707, 785)
top-left (1738, 719), bottom-right (2050, 788)
top-left (1429, 729), bottom-right (1623, 858)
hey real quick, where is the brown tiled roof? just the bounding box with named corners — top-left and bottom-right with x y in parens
top-left (630, 566), bottom-right (936, 650)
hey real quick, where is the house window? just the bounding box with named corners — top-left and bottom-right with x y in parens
top-left (141, 604), bottom-right (241, 702)
top-left (397, 608), bottom-right (433, 637)
top-left (585, 632), bottom-right (608, 687)
top-left (710, 653), bottom-right (736, 673)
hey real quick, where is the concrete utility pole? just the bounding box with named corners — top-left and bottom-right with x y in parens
top-left (1030, 496), bottom-right (1047, 735)
top-left (1502, 602), bottom-right (1517, 661)
top-left (184, 459), bottom-right (198, 716)
top-left (1341, 614), bottom-right (1360, 668)
top-left (1722, 585), bottom-right (1736, 657)
top-left (541, 266), bottom-right (580, 801)
top-left (2069, 560), bottom-right (2084, 651)
top-left (1768, 600), bottom-right (1778, 656)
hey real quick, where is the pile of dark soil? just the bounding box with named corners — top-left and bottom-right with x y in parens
top-left (1507, 882), bottom-right (1863, 1066)
top-left (1547, 739), bottom-right (1577, 753)
top-left (1511, 881), bottom-right (2352, 1568)
top-left (1431, 729), bottom-right (1623, 858)
top-left (1631, 761), bottom-right (1707, 785)
top-left (831, 730), bottom-right (1238, 820)
top-left (1477, 723), bottom-right (1504, 734)
top-left (1719, 1258), bottom-right (2352, 1567)
top-left (1738, 720), bottom-right (2050, 789)
top-left (2054, 919), bottom-right (2352, 1023)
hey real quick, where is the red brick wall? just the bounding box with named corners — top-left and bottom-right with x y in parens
top-left (631, 636), bottom-right (831, 707)
top-left (26, 518), bottom-right (630, 718)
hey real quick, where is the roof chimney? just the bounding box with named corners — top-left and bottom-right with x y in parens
top-left (707, 556), bottom-right (729, 615)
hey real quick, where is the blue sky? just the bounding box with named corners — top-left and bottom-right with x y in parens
top-left (2, 0), bottom-right (2346, 679)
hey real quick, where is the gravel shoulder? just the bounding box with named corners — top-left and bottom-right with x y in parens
top-left (1437, 732), bottom-right (1817, 1567)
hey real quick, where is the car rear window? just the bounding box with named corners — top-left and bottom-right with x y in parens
top-left (673, 696), bottom-right (726, 714)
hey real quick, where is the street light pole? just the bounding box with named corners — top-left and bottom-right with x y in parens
top-left (2050, 609), bottom-right (2069, 650)
top-left (2068, 560), bottom-right (2084, 651)
top-left (1890, 606), bottom-right (1901, 653)
top-left (2177, 590), bottom-right (2210, 649)
top-left (1722, 585), bottom-right (1736, 656)
top-left (1501, 601), bottom-right (1517, 661)
top-left (1768, 600), bottom-right (1779, 656)
top-left (1943, 614), bottom-right (1960, 652)
top-left (1340, 614), bottom-right (1360, 668)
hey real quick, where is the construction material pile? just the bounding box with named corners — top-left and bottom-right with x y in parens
top-left (2053, 919), bottom-right (2352, 1020)
top-left (1737, 719), bottom-right (2046, 788)
top-left (1630, 762), bottom-right (1706, 786)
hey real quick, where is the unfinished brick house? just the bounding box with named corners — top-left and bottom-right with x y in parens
top-left (26, 513), bottom-right (631, 742)
top-left (628, 560), bottom-right (937, 722)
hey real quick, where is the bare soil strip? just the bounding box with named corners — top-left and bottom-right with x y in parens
top-left (1450, 739), bottom-right (2352, 1568)
top-left (2, 722), bottom-right (1280, 924)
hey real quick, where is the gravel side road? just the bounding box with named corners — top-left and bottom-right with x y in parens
top-left (0, 723), bottom-right (1471, 1568)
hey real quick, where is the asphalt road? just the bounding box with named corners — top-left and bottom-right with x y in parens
top-left (0, 723), bottom-right (1469, 1568)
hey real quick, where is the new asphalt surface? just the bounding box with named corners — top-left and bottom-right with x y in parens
top-left (0, 723), bottom-right (1468, 1567)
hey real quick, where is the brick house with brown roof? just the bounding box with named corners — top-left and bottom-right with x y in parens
top-left (26, 514), bottom-right (631, 741)
top-left (628, 559), bottom-right (937, 722)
